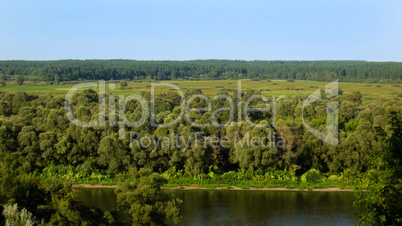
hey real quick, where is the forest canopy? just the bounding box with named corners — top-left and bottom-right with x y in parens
top-left (0, 60), bottom-right (401, 83)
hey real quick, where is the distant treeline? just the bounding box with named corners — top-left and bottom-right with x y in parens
top-left (0, 60), bottom-right (401, 83)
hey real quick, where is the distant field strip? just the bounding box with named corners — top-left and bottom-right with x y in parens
top-left (2, 80), bottom-right (401, 102)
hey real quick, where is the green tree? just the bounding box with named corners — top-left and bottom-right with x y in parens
top-left (97, 135), bottom-right (130, 174)
top-left (39, 132), bottom-right (58, 165)
top-left (16, 76), bottom-right (24, 86)
top-left (0, 164), bottom-right (112, 225)
top-left (115, 168), bottom-right (182, 225)
top-left (17, 126), bottom-right (40, 171)
top-left (120, 80), bottom-right (128, 90)
top-left (355, 108), bottom-right (402, 225)
top-left (0, 74), bottom-right (6, 86)
top-left (346, 91), bottom-right (362, 104)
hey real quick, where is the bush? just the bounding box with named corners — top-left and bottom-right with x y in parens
top-left (2, 204), bottom-right (43, 226)
top-left (220, 171), bottom-right (237, 180)
top-left (327, 175), bottom-right (342, 183)
top-left (301, 169), bottom-right (322, 183)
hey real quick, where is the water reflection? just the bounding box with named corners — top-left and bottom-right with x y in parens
top-left (76, 188), bottom-right (359, 225)
top-left (76, 188), bottom-right (117, 211)
top-left (175, 190), bottom-right (359, 225)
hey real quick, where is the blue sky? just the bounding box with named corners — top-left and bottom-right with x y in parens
top-left (0, 0), bottom-right (401, 61)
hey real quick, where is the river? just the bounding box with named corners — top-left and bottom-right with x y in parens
top-left (76, 188), bottom-right (360, 225)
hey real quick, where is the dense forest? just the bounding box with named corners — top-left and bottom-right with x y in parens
top-left (0, 60), bottom-right (401, 83)
top-left (0, 88), bottom-right (400, 176)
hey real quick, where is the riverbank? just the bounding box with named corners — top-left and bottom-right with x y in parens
top-left (72, 184), bottom-right (356, 192)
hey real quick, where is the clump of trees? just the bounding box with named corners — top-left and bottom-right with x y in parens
top-left (0, 88), bottom-right (400, 175)
top-left (354, 109), bottom-right (402, 225)
top-left (0, 162), bottom-right (111, 225)
top-left (115, 168), bottom-right (182, 225)
top-left (0, 163), bottom-right (179, 225)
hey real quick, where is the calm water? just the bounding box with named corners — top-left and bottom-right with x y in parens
top-left (76, 188), bottom-right (360, 225)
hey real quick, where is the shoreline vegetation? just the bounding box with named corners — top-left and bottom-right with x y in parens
top-left (73, 183), bottom-right (356, 192)
top-left (69, 167), bottom-right (364, 192)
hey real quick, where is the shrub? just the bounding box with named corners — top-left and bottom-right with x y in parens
top-left (161, 167), bottom-right (183, 180)
top-left (301, 169), bottom-right (322, 183)
top-left (2, 204), bottom-right (43, 226)
top-left (327, 175), bottom-right (342, 183)
top-left (220, 171), bottom-right (237, 180)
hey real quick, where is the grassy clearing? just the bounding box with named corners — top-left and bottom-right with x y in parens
top-left (2, 79), bottom-right (401, 101)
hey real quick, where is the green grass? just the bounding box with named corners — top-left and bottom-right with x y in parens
top-left (2, 79), bottom-right (401, 101)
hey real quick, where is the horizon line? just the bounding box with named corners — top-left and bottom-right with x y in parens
top-left (0, 59), bottom-right (401, 63)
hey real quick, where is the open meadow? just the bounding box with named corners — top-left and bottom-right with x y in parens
top-left (2, 79), bottom-right (401, 104)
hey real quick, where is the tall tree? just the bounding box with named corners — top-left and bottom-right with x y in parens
top-left (16, 76), bottom-right (24, 86)
top-left (115, 168), bottom-right (182, 225)
top-left (355, 108), bottom-right (402, 225)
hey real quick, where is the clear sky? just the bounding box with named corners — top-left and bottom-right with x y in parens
top-left (0, 0), bottom-right (401, 61)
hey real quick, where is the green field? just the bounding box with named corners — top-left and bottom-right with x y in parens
top-left (2, 79), bottom-right (401, 103)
